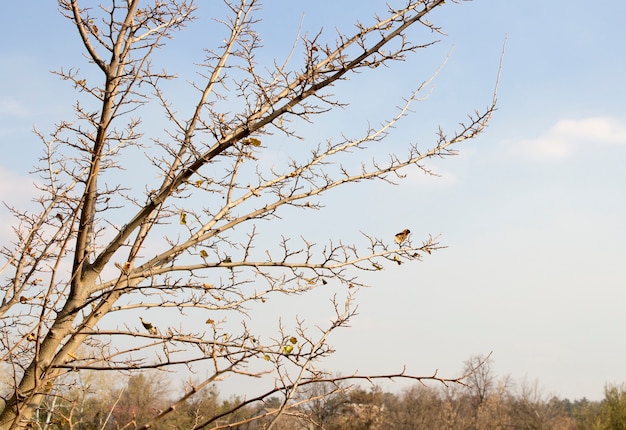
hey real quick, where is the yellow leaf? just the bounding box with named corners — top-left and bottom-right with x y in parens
top-left (206, 318), bottom-right (215, 325)
top-left (194, 179), bottom-right (204, 187)
top-left (282, 345), bottom-right (294, 355)
top-left (263, 354), bottom-right (271, 361)
top-left (200, 249), bottom-right (209, 259)
top-left (242, 138), bottom-right (261, 147)
top-left (289, 336), bottom-right (297, 344)
top-left (180, 211), bottom-right (187, 225)
top-left (140, 317), bottom-right (157, 334)
top-left (115, 261), bottom-right (131, 274)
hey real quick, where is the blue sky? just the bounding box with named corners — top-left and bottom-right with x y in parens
top-left (1, 1), bottom-right (625, 401)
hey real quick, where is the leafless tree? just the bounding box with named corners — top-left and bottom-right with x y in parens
top-left (383, 385), bottom-right (445, 430)
top-left (464, 354), bottom-right (496, 407)
top-left (0, 0), bottom-right (500, 428)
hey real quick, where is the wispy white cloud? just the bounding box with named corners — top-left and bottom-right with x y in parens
top-left (0, 167), bottom-right (38, 244)
top-left (509, 117), bottom-right (626, 160)
top-left (0, 167), bottom-right (38, 222)
top-left (0, 97), bottom-right (30, 118)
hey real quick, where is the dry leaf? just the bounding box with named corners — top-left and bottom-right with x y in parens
top-left (242, 138), bottom-right (261, 146)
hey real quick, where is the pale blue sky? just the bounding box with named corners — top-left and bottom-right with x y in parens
top-left (1, 1), bottom-right (625, 401)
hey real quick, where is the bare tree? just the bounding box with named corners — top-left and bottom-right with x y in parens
top-left (509, 379), bottom-right (575, 430)
top-left (0, 0), bottom-right (500, 428)
top-left (464, 354), bottom-right (497, 408)
top-left (383, 385), bottom-right (445, 430)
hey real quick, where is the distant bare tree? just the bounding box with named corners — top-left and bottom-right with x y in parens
top-left (464, 354), bottom-right (496, 407)
top-left (383, 385), bottom-right (444, 429)
top-left (509, 379), bottom-right (575, 430)
top-left (0, 0), bottom-right (500, 428)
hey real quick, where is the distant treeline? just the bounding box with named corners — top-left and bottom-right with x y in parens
top-left (31, 368), bottom-right (626, 429)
